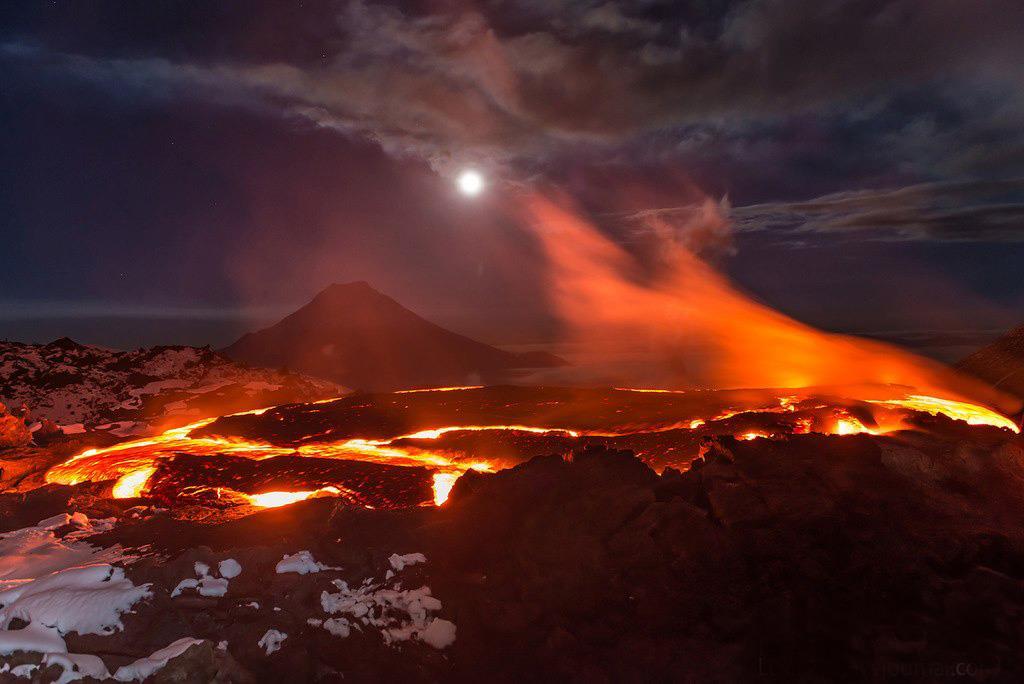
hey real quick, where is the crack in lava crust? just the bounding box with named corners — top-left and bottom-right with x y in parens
top-left (44, 385), bottom-right (1018, 510)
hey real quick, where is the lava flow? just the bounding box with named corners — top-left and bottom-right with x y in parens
top-left (43, 385), bottom-right (1019, 512)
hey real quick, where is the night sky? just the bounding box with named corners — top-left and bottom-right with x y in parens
top-left (3, 1), bottom-right (1024, 359)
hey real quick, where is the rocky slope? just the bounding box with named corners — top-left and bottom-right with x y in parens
top-left (223, 282), bottom-right (565, 391)
top-left (3, 422), bottom-right (1023, 681)
top-left (958, 324), bottom-right (1024, 401)
top-left (0, 337), bottom-right (343, 435)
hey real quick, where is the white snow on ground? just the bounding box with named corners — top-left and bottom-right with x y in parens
top-left (322, 617), bottom-right (351, 638)
top-left (130, 379), bottom-right (192, 397)
top-left (2, 635), bottom-right (204, 683)
top-left (0, 514), bottom-right (219, 681)
top-left (275, 550), bottom-right (338, 575)
top-left (388, 552), bottom-right (427, 572)
top-left (197, 578), bottom-right (229, 597)
top-left (418, 618), bottom-right (457, 649)
top-left (316, 552), bottom-right (455, 649)
top-left (0, 623), bottom-right (66, 656)
top-left (42, 652), bottom-right (110, 684)
top-left (218, 558), bottom-right (242, 578)
top-left (171, 560), bottom-right (235, 598)
top-left (113, 637), bottom-right (205, 681)
top-left (0, 563), bottom-right (152, 677)
top-left (0, 514), bottom-right (126, 592)
top-left (185, 380), bottom-right (235, 395)
top-left (257, 629), bottom-right (287, 655)
top-left (172, 577), bottom-right (228, 598)
top-left (319, 581), bottom-right (454, 648)
top-left (243, 381), bottom-right (282, 392)
top-left (0, 564), bottom-right (151, 637)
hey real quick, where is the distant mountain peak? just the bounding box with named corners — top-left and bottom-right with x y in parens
top-left (307, 281), bottom-right (404, 310)
top-left (223, 282), bottom-right (566, 390)
top-left (317, 281), bottom-right (380, 297)
top-left (45, 337), bottom-right (83, 350)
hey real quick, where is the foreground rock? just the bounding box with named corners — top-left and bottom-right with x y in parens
top-left (6, 425), bottom-right (1020, 681)
top-left (0, 404), bottom-right (30, 449)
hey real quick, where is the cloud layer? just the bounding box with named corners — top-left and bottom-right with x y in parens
top-left (732, 178), bottom-right (1024, 243)
top-left (5, 0), bottom-right (1024, 188)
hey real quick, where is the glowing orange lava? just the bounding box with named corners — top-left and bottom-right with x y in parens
top-left (432, 473), bottom-right (459, 505)
top-left (867, 394), bottom-right (1018, 433)
top-left (834, 416), bottom-right (873, 436)
top-left (111, 466), bottom-right (156, 498)
top-left (394, 386), bottom-right (485, 394)
top-left (44, 387), bottom-right (1019, 511)
top-left (245, 486), bottom-right (342, 508)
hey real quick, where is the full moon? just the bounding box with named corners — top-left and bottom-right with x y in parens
top-left (457, 170), bottom-right (484, 196)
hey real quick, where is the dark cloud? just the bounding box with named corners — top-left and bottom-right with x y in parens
top-left (729, 178), bottom-right (1024, 243)
top-left (3, 0), bottom-right (1023, 182)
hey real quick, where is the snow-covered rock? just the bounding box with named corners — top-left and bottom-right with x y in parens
top-left (275, 550), bottom-right (337, 575)
top-left (42, 652), bottom-right (111, 684)
top-left (0, 338), bottom-right (344, 431)
top-left (257, 629), bottom-right (287, 655)
top-left (419, 618), bottom-right (457, 649)
top-left (0, 512), bottom-right (128, 591)
top-left (218, 558), bottom-right (242, 579)
top-left (388, 552), bottom-right (426, 572)
top-left (172, 560), bottom-right (235, 598)
top-left (317, 552), bottom-right (455, 650)
top-left (317, 581), bottom-right (450, 651)
top-left (113, 637), bottom-right (205, 681)
top-left (0, 564), bottom-right (152, 637)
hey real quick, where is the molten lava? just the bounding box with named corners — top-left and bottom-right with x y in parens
top-left (245, 486), bottom-right (342, 508)
top-left (43, 385), bottom-right (1018, 513)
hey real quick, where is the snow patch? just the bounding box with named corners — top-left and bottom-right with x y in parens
top-left (172, 560), bottom-right (234, 598)
top-left (0, 514), bottom-right (129, 592)
top-left (419, 618), bottom-right (457, 649)
top-left (218, 558), bottom-right (242, 579)
top-left (317, 581), bottom-right (450, 651)
top-left (257, 629), bottom-right (287, 655)
top-left (318, 551), bottom-right (454, 649)
top-left (113, 637), bottom-right (204, 681)
top-left (275, 550), bottom-right (338, 575)
top-left (10, 663), bottom-right (37, 677)
top-left (42, 652), bottom-right (111, 684)
top-left (322, 617), bottom-right (351, 638)
top-left (0, 564), bottom-right (152, 637)
top-left (388, 552), bottom-right (426, 572)
top-left (0, 623), bottom-right (66, 656)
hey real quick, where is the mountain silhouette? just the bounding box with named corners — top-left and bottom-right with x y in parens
top-left (223, 282), bottom-right (566, 390)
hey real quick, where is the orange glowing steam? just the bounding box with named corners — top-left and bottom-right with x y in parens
top-left (524, 195), bottom-right (1019, 415)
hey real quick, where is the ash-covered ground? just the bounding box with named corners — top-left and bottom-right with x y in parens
top-left (2, 410), bottom-right (1024, 682)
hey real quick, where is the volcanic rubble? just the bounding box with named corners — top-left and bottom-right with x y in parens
top-left (2, 418), bottom-right (1024, 682)
top-left (0, 338), bottom-right (343, 441)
